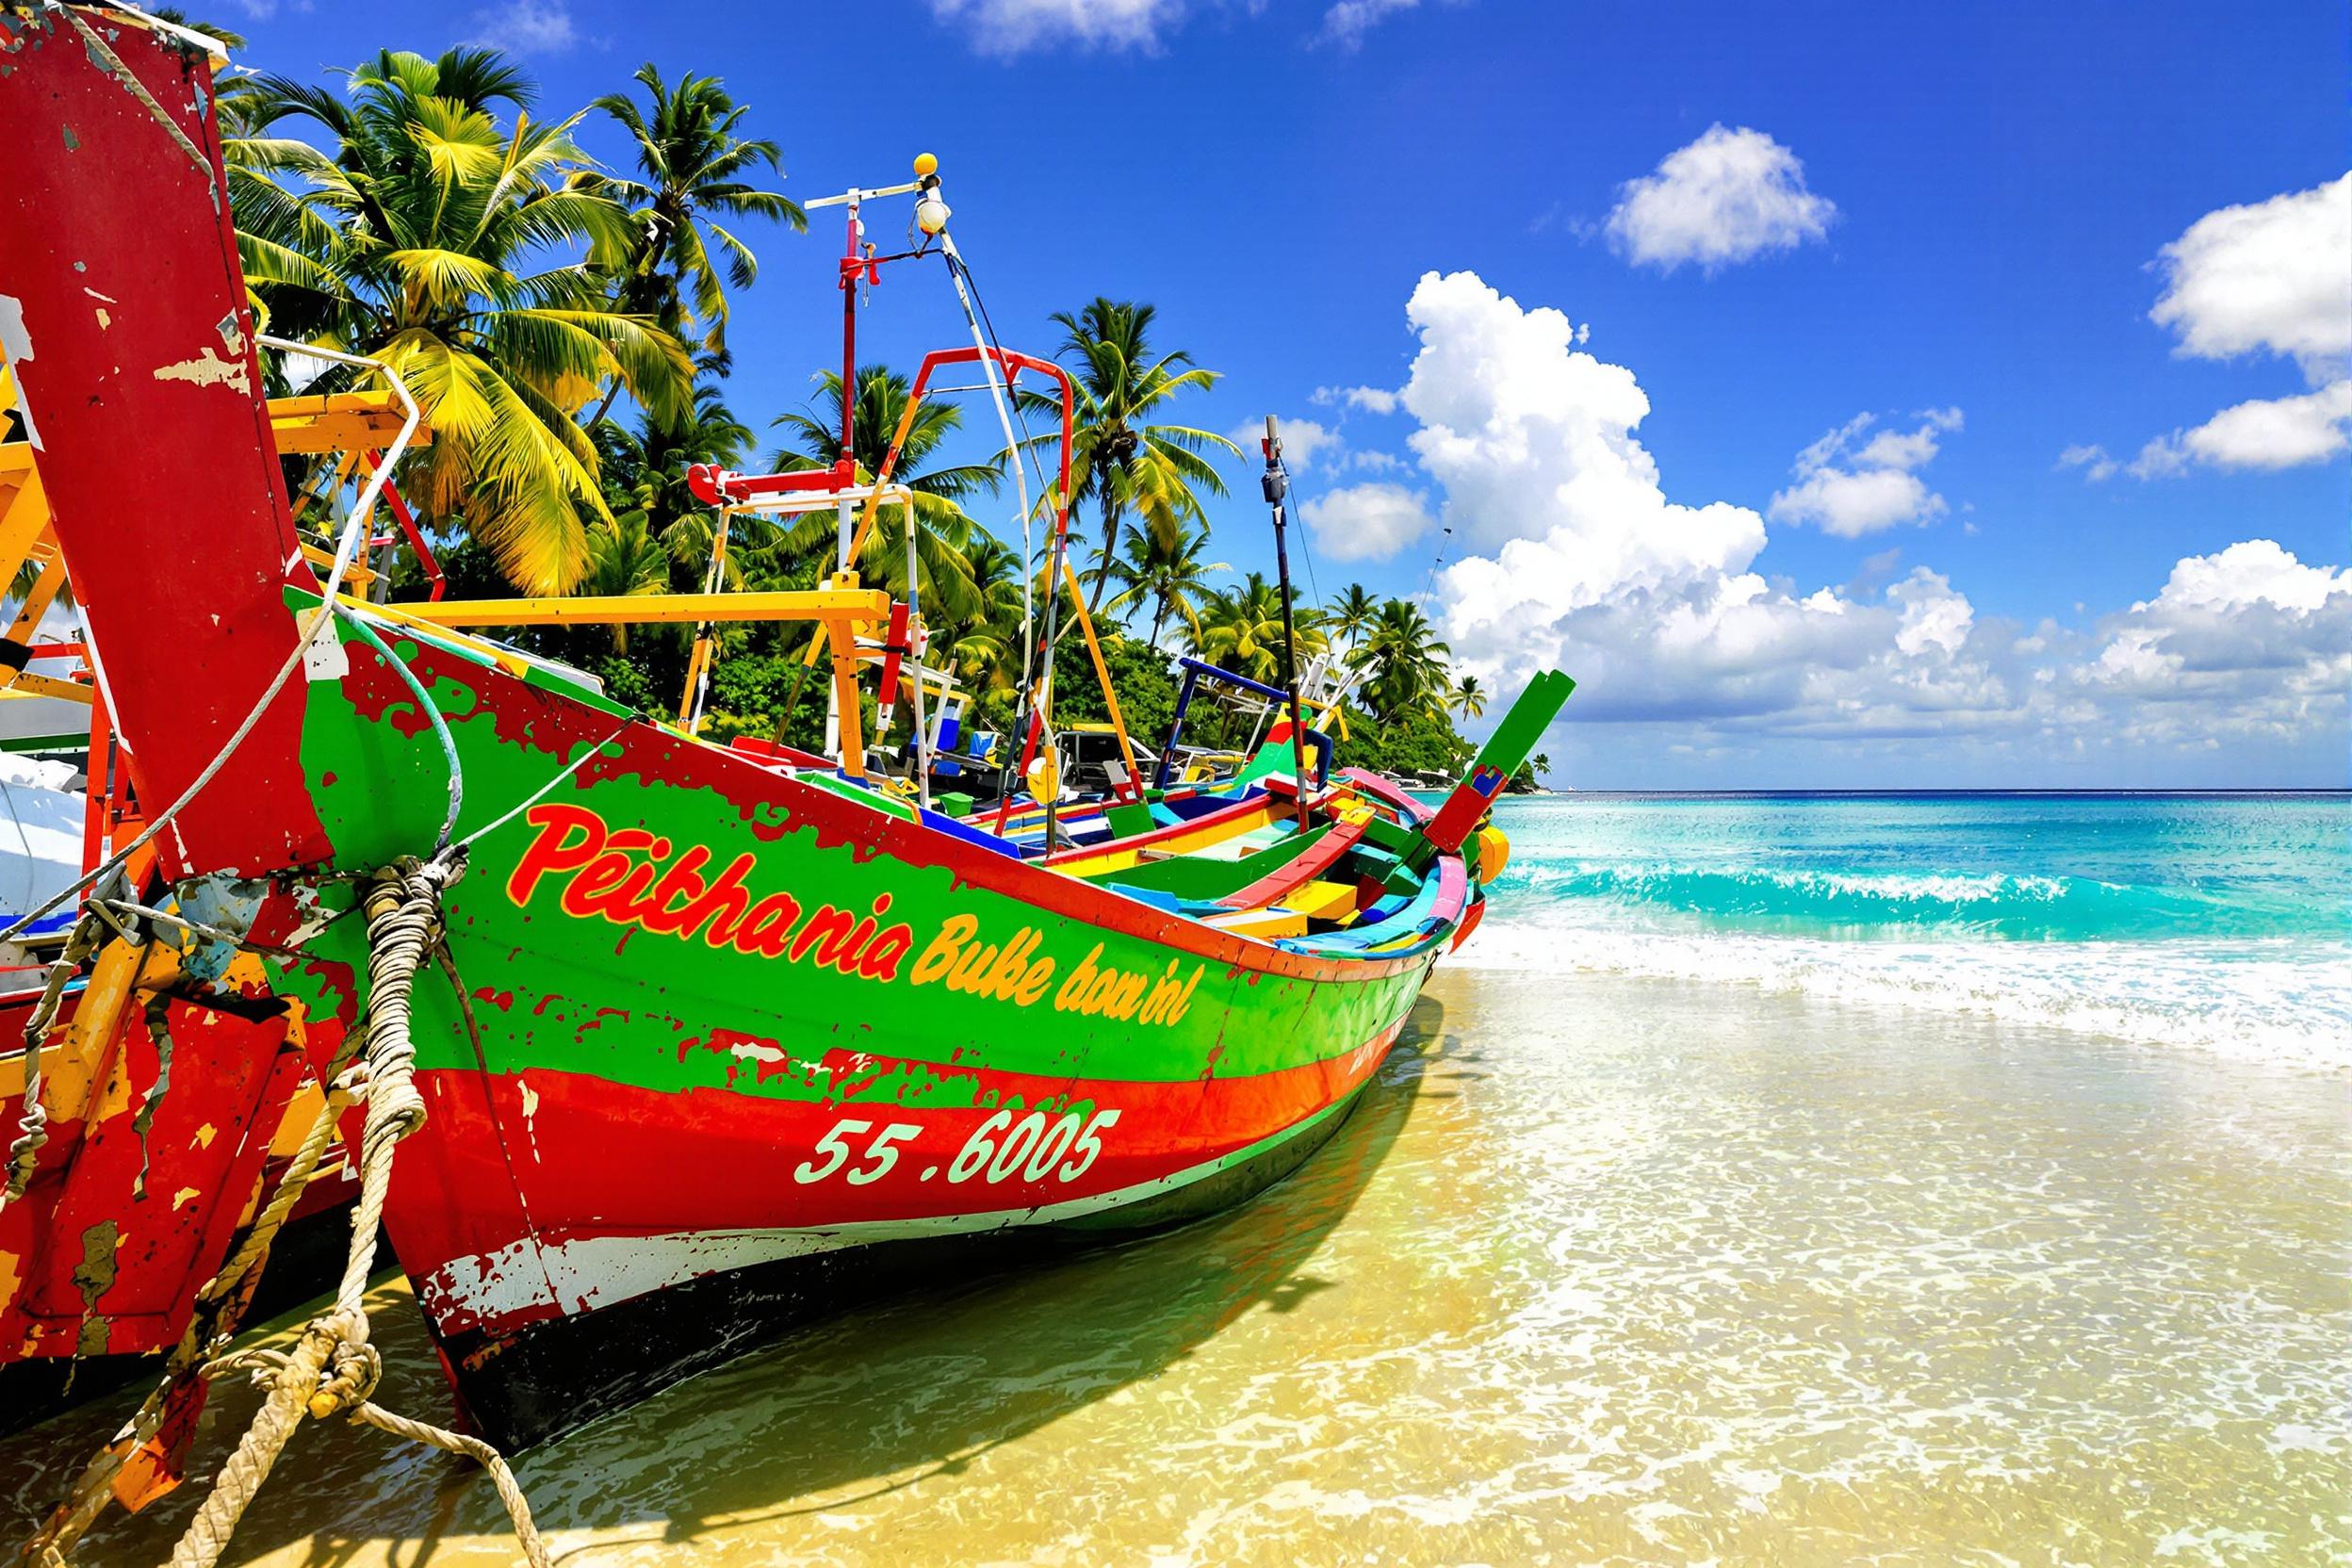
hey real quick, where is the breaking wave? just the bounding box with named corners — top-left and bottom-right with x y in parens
top-left (1513, 863), bottom-right (2246, 941)
top-left (1456, 918), bottom-right (2352, 1071)
top-left (1464, 794), bottom-right (2351, 1070)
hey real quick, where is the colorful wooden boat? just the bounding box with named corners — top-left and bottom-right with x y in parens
top-left (0, 9), bottom-right (1570, 1456)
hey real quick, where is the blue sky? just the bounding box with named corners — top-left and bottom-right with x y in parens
top-left (216, 0), bottom-right (2349, 787)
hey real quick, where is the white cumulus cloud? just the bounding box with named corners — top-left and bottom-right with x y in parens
top-left (2082, 540), bottom-right (2352, 744)
top-left (1768, 409), bottom-right (1959, 537)
top-left (2134, 380), bottom-right (2352, 476)
top-left (2086, 173), bottom-right (2352, 482)
top-left (929, 0), bottom-right (1185, 55)
top-left (2150, 172), bottom-right (2352, 384)
top-left (1348, 269), bottom-right (2345, 777)
top-left (1605, 125), bottom-right (1837, 274)
top-left (1298, 482), bottom-right (1431, 563)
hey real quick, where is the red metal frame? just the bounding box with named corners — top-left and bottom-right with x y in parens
top-left (366, 449), bottom-right (444, 601)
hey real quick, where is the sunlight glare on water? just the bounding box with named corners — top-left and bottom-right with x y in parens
top-left (7, 961), bottom-right (2345, 1566)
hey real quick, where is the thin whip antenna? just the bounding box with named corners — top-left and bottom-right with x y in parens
top-left (937, 236), bottom-right (1033, 704)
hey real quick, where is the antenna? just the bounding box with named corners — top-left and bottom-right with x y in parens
top-left (1262, 416), bottom-right (1313, 829)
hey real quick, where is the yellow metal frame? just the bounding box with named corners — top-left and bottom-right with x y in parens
top-left (397, 582), bottom-right (894, 778)
top-left (267, 390), bottom-right (427, 455)
top-left (399, 587), bottom-right (890, 629)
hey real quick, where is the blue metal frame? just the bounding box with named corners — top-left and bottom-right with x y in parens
top-left (1155, 656), bottom-right (1328, 789)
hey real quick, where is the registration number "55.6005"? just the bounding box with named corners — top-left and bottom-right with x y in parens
top-left (792, 1107), bottom-right (1121, 1189)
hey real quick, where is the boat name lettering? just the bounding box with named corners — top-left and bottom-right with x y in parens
top-left (506, 803), bottom-right (915, 980)
top-left (506, 806), bottom-right (1204, 1027)
top-left (909, 915), bottom-right (1202, 1026)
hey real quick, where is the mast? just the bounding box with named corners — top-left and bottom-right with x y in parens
top-left (1261, 417), bottom-right (1313, 830)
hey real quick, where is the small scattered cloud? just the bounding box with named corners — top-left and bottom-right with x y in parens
top-left (464, 0), bottom-right (580, 54)
top-left (928, 0), bottom-right (1186, 56)
top-left (1312, 384), bottom-right (1401, 415)
top-left (2132, 380), bottom-right (2352, 478)
top-left (1317, 0), bottom-right (1439, 48)
top-left (1298, 481), bottom-right (1432, 562)
top-left (2058, 443), bottom-right (2119, 482)
top-left (1768, 408), bottom-right (1960, 537)
top-left (2080, 172), bottom-right (2352, 482)
top-left (1605, 124), bottom-right (1837, 274)
top-left (1233, 416), bottom-right (1341, 472)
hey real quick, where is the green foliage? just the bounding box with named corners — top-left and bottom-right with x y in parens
top-left (1021, 299), bottom-right (1239, 611)
top-left (593, 63), bottom-right (804, 368)
top-left (1187, 571), bottom-right (1329, 686)
top-left (1050, 630), bottom-right (1179, 760)
top-left (1098, 519), bottom-right (1227, 647)
top-left (1332, 706), bottom-right (1471, 778)
top-left (228, 48), bottom-right (696, 594)
top-left (1350, 596), bottom-right (1452, 723)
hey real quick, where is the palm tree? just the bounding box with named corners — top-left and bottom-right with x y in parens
top-left (933, 532), bottom-right (1026, 706)
top-left (1447, 674), bottom-right (1487, 721)
top-left (762, 366), bottom-right (1003, 622)
top-left (592, 64), bottom-right (803, 375)
top-left (1101, 520), bottom-right (1228, 648)
top-left (1353, 597), bottom-right (1451, 721)
top-left (148, 8), bottom-right (246, 49)
top-left (575, 510), bottom-right (670, 651)
top-left (1024, 300), bottom-right (1237, 612)
top-left (598, 380), bottom-right (756, 576)
top-left (1328, 582), bottom-right (1380, 655)
top-left (228, 49), bottom-right (694, 594)
top-left (1191, 572), bottom-right (1329, 687)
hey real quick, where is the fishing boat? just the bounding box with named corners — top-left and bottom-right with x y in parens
top-left (0, 1), bottom-right (1571, 1481)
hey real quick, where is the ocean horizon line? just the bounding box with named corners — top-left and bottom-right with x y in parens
top-left (1523, 787), bottom-right (2350, 799)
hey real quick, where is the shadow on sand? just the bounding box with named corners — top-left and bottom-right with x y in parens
top-left (2, 996), bottom-right (1449, 1565)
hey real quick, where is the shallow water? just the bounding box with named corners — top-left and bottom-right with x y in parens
top-left (1472, 792), bottom-right (2352, 1070)
top-left (7, 965), bottom-right (2346, 1566)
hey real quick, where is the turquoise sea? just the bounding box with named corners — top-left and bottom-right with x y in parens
top-left (1464, 791), bottom-right (2352, 1070)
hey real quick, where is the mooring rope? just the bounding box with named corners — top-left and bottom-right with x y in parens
top-left (0, 911), bottom-right (103, 1214)
top-left (163, 849), bottom-right (549, 1568)
top-left (14, 850), bottom-right (553, 1568)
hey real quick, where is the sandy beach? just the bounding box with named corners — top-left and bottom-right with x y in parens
top-left (8, 964), bottom-right (2344, 1566)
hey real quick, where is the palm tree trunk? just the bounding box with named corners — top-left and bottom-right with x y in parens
top-left (1150, 592), bottom-right (1169, 649)
top-left (1086, 495), bottom-right (1121, 613)
top-left (584, 375), bottom-right (627, 431)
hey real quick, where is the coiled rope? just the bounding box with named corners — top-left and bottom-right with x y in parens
top-left (16, 850), bottom-right (553, 1568)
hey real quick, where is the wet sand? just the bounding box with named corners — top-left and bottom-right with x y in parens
top-left (6, 968), bottom-right (2347, 1565)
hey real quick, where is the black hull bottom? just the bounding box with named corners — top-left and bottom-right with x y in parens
top-left (432, 1078), bottom-right (1378, 1451)
top-left (0, 1206), bottom-right (368, 1438)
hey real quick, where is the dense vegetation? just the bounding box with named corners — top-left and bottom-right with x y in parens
top-left (225, 45), bottom-right (1512, 781)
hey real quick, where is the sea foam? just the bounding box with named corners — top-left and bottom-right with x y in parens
top-left (1457, 918), bottom-right (2352, 1072)
top-left (1465, 793), bottom-right (2351, 1072)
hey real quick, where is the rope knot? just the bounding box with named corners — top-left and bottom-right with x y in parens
top-left (306, 1338), bottom-right (384, 1419)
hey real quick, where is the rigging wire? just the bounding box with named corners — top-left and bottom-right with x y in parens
top-left (945, 245), bottom-right (1070, 802)
top-left (0, 338), bottom-right (420, 946)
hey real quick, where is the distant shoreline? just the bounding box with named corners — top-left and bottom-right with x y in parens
top-left (1506, 788), bottom-right (2349, 799)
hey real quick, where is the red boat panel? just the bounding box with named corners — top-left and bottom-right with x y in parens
top-left (0, 8), bottom-right (325, 876)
